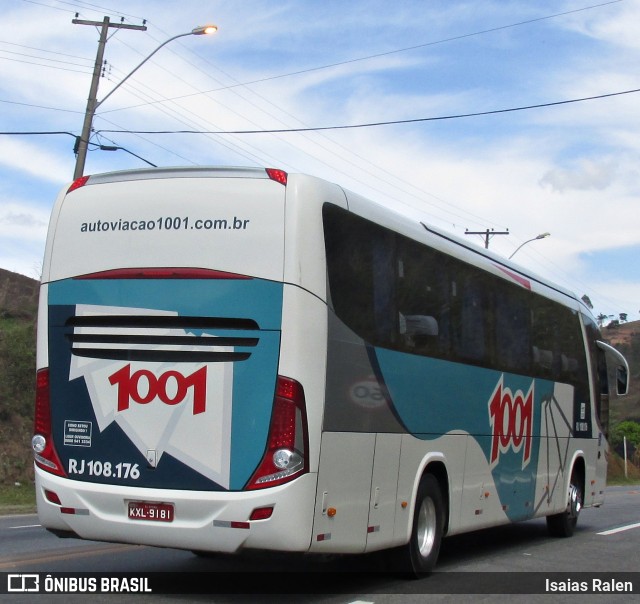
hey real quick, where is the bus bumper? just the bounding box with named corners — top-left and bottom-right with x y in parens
top-left (35, 466), bottom-right (317, 554)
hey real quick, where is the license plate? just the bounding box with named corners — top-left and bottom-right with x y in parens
top-left (128, 501), bottom-right (174, 522)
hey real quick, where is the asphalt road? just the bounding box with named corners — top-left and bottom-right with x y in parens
top-left (1, 485), bottom-right (639, 603)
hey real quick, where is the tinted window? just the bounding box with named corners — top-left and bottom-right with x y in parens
top-left (323, 203), bottom-right (588, 385)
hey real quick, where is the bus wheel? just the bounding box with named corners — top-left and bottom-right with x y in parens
top-left (547, 468), bottom-right (583, 538)
top-left (395, 474), bottom-right (445, 577)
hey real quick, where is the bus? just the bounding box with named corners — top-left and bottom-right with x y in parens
top-left (33, 166), bottom-right (629, 575)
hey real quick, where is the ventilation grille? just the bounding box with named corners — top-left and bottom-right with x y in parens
top-left (65, 315), bottom-right (259, 363)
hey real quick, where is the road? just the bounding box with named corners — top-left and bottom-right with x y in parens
top-left (1, 485), bottom-right (639, 602)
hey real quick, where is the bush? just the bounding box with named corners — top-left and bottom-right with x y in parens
top-left (0, 318), bottom-right (35, 485)
top-left (610, 421), bottom-right (640, 448)
top-left (0, 318), bottom-right (35, 421)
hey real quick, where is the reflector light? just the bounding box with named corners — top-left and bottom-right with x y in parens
top-left (67, 175), bottom-right (90, 193)
top-left (249, 506), bottom-right (274, 521)
top-left (45, 489), bottom-right (62, 505)
top-left (61, 507), bottom-right (89, 516)
top-left (265, 168), bottom-right (288, 185)
top-left (74, 267), bottom-right (251, 280)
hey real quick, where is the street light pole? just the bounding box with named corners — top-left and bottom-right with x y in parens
top-left (73, 16), bottom-right (148, 180)
top-left (97, 26), bottom-right (217, 109)
top-left (509, 232), bottom-right (551, 259)
top-left (464, 228), bottom-right (510, 249)
top-left (73, 19), bottom-right (217, 179)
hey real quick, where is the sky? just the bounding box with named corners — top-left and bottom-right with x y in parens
top-left (1, 0), bottom-right (639, 323)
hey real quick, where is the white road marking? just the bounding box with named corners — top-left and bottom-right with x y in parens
top-left (597, 522), bottom-right (640, 536)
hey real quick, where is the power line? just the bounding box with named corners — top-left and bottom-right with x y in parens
top-left (0, 98), bottom-right (83, 113)
top-left (20, 0), bottom-right (145, 21)
top-left (0, 130), bottom-right (76, 137)
top-left (0, 49), bottom-right (92, 68)
top-left (100, 0), bottom-right (625, 115)
top-left (94, 86), bottom-right (640, 135)
top-left (0, 55), bottom-right (93, 74)
top-left (54, 0), bottom-right (146, 22)
top-left (133, 22), bottom-right (513, 232)
top-left (0, 40), bottom-right (93, 62)
top-left (20, 0), bottom-right (78, 14)
top-left (94, 61), bottom-right (509, 230)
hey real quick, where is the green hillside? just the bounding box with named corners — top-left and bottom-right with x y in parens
top-left (0, 268), bottom-right (38, 485)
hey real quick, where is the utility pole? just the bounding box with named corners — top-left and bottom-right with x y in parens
top-left (73, 16), bottom-right (147, 180)
top-left (464, 228), bottom-right (509, 249)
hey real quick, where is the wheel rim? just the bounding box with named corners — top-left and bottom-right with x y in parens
top-left (416, 496), bottom-right (437, 558)
top-left (568, 483), bottom-right (582, 519)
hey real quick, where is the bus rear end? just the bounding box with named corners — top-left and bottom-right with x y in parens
top-left (33, 167), bottom-right (315, 553)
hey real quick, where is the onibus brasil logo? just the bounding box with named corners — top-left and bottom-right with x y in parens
top-left (488, 375), bottom-right (534, 470)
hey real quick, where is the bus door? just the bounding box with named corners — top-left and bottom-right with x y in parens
top-left (310, 431), bottom-right (401, 553)
top-left (365, 432), bottom-right (401, 552)
top-left (311, 432), bottom-right (375, 553)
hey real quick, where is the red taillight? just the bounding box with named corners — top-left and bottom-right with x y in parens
top-left (245, 376), bottom-right (308, 490)
top-left (266, 168), bottom-right (287, 185)
top-left (34, 369), bottom-right (51, 435)
top-left (74, 268), bottom-right (251, 280)
top-left (33, 368), bottom-right (66, 477)
top-left (67, 175), bottom-right (90, 193)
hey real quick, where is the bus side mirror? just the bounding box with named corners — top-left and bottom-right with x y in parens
top-left (616, 364), bottom-right (629, 397)
top-left (597, 340), bottom-right (630, 397)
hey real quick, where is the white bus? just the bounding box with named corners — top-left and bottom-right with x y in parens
top-left (34, 166), bottom-right (629, 575)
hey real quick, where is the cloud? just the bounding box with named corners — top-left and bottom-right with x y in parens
top-left (1, 0), bottom-right (640, 321)
top-left (0, 211), bottom-right (47, 229)
top-left (539, 159), bottom-right (617, 193)
top-left (562, 0), bottom-right (640, 51)
top-left (0, 138), bottom-right (73, 183)
top-left (0, 202), bottom-right (49, 241)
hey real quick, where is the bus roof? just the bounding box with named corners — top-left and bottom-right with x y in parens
top-left (61, 165), bottom-right (589, 316)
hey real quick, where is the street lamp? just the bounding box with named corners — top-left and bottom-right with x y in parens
top-left (74, 23), bottom-right (217, 179)
top-left (509, 232), bottom-right (550, 259)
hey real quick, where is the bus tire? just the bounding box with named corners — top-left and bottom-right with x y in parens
top-left (395, 473), bottom-right (445, 577)
top-left (546, 467), bottom-right (583, 538)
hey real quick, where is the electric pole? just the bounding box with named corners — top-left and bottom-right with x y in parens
top-left (72, 16), bottom-right (147, 180)
top-left (464, 228), bottom-right (509, 249)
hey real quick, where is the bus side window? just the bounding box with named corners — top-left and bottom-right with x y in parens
top-left (531, 297), bottom-right (562, 381)
top-left (452, 272), bottom-right (487, 363)
top-left (494, 283), bottom-right (531, 374)
top-left (396, 239), bottom-right (449, 358)
top-left (372, 231), bottom-right (398, 347)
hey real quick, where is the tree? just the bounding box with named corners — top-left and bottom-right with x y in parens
top-left (610, 421), bottom-right (640, 448)
top-left (0, 319), bottom-right (35, 420)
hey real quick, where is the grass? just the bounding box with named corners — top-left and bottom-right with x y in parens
top-left (607, 451), bottom-right (640, 485)
top-left (0, 482), bottom-right (36, 515)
